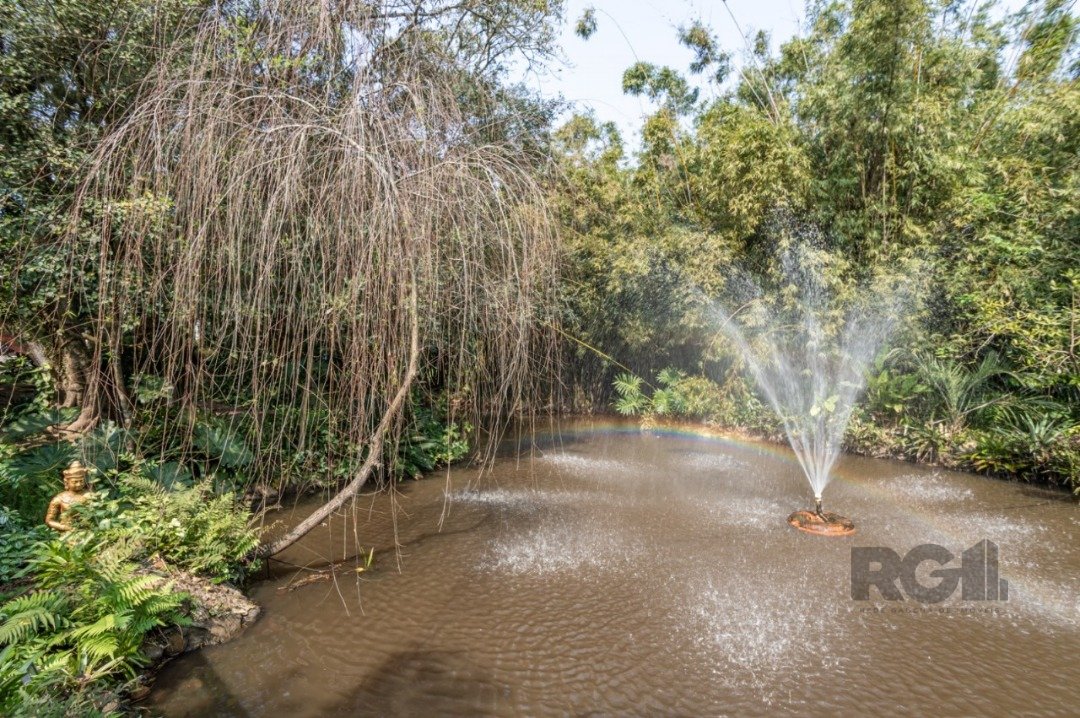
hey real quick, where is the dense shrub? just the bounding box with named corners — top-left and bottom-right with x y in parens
top-left (74, 476), bottom-right (260, 585)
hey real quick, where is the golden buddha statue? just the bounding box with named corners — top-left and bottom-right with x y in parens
top-left (45, 461), bottom-right (92, 532)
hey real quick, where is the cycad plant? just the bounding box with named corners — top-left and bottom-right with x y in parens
top-left (913, 352), bottom-right (1015, 436)
top-left (612, 369), bottom-right (724, 423)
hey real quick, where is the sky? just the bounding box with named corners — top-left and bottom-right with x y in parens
top-left (515, 0), bottom-right (1029, 146)
top-left (515, 0), bottom-right (809, 143)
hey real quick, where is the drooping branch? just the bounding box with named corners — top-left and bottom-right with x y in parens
top-left (62, 0), bottom-right (559, 502)
top-left (256, 281), bottom-right (420, 559)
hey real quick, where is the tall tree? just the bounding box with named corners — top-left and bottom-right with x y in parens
top-left (56, 0), bottom-right (564, 554)
top-left (1, 0), bottom-right (209, 426)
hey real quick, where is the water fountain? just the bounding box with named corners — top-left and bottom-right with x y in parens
top-left (145, 243), bottom-right (1076, 716)
top-left (713, 241), bottom-right (902, 536)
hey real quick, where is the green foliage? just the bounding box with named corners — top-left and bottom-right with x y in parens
top-left (843, 410), bottom-right (893, 457)
top-left (192, 420), bottom-right (255, 470)
top-left (0, 440), bottom-right (76, 520)
top-left (899, 420), bottom-right (953, 464)
top-left (0, 0), bottom-right (207, 371)
top-left (614, 369), bottom-right (725, 422)
top-left (1, 408), bottom-right (77, 444)
top-left (965, 430), bottom-right (1029, 476)
top-left (78, 424), bottom-right (131, 476)
top-left (1, 0), bottom-right (553, 708)
top-left (911, 352), bottom-right (1015, 432)
top-left (611, 367), bottom-right (783, 437)
top-left (562, 1), bottom-right (1079, 491)
top-left (0, 421), bottom-right (136, 522)
top-left (142, 462), bottom-right (194, 491)
top-left (1, 411), bottom-right (258, 586)
top-left (691, 103), bottom-right (810, 239)
top-left (75, 477), bottom-right (259, 584)
top-left (612, 374), bottom-right (648, 416)
top-left (395, 403), bottom-right (473, 480)
top-left (0, 536), bottom-right (186, 715)
top-left (679, 21), bottom-right (730, 83)
top-left (864, 359), bottom-right (928, 420)
top-left (649, 369), bottom-right (695, 417)
top-left (621, 63), bottom-right (699, 114)
top-left (575, 7), bottom-right (597, 40)
top-left (964, 416), bottom-right (1075, 482)
top-left (0, 508), bottom-right (50, 588)
top-left (0, 373), bottom-right (258, 715)
top-left (0, 357), bottom-right (51, 421)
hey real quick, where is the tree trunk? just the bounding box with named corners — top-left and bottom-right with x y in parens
top-left (110, 350), bottom-right (134, 425)
top-left (60, 336), bottom-right (134, 434)
top-left (23, 341), bottom-right (49, 369)
top-left (255, 283), bottom-right (420, 559)
top-left (62, 338), bottom-right (100, 433)
top-left (59, 348), bottom-right (85, 408)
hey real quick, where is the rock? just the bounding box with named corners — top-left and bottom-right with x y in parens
top-left (127, 565), bottom-right (260, 714)
top-left (136, 563), bottom-right (261, 656)
top-left (210, 614), bottom-right (239, 640)
top-left (140, 642), bottom-right (165, 662)
top-left (128, 685), bottom-right (151, 702)
top-left (165, 628), bottom-right (186, 656)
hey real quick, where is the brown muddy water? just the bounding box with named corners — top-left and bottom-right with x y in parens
top-left (149, 419), bottom-right (1080, 717)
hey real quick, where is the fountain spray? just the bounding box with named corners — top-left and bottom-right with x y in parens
top-left (712, 237), bottom-right (906, 537)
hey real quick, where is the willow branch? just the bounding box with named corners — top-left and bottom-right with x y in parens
top-left (255, 280), bottom-right (420, 559)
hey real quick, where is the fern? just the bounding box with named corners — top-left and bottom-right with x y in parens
top-left (1, 413), bottom-right (255, 711)
top-left (0, 590), bottom-right (68, 645)
top-left (78, 477), bottom-right (259, 583)
top-left (0, 535), bottom-right (188, 710)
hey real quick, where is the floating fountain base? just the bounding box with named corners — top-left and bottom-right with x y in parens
top-left (787, 510), bottom-right (856, 536)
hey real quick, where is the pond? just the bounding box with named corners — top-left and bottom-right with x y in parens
top-left (149, 419), bottom-right (1080, 716)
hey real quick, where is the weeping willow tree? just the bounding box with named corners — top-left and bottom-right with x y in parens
top-left (57, 0), bottom-right (562, 555)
